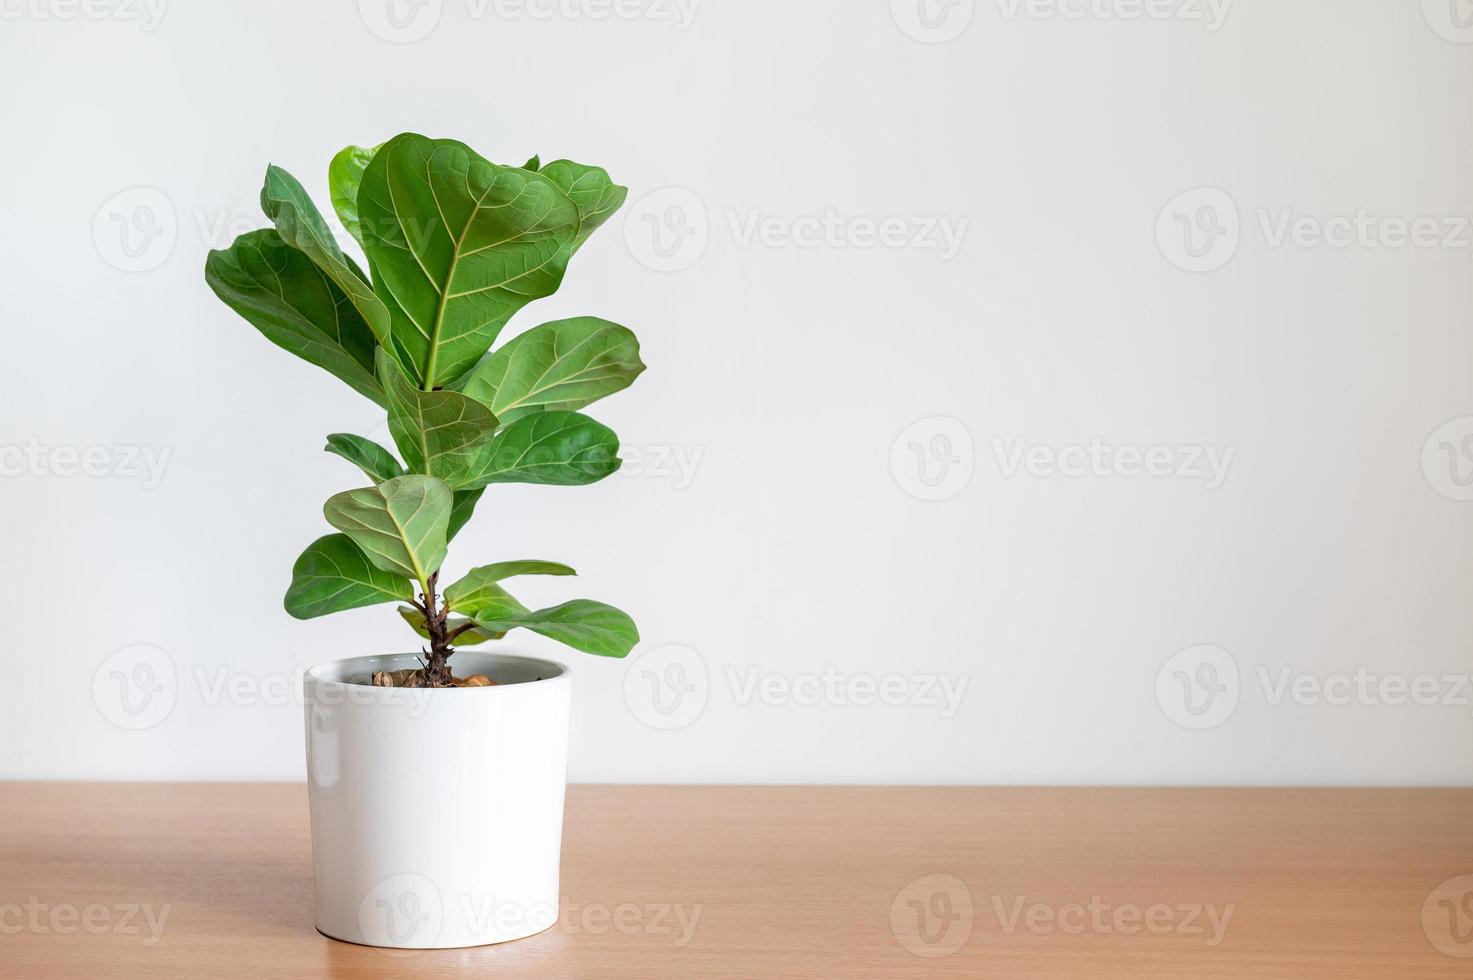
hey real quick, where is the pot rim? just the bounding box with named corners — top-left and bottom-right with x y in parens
top-left (304, 651), bottom-right (570, 699)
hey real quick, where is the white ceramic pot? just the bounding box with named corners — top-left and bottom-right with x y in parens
top-left (303, 651), bottom-right (572, 948)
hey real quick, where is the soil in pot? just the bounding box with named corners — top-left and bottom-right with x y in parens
top-left (370, 668), bottom-right (497, 688)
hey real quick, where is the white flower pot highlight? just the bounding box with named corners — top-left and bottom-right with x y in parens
top-left (304, 651), bottom-right (572, 948)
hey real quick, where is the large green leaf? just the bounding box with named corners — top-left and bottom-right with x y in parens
top-left (471, 599), bottom-right (638, 658)
top-left (462, 410), bottom-right (621, 488)
top-left (448, 487), bottom-right (484, 541)
top-left (459, 317), bottom-right (645, 423)
top-left (540, 160), bottom-right (627, 250)
top-left (357, 133), bottom-right (584, 388)
top-left (328, 143), bottom-right (379, 249)
top-left (378, 350), bottom-right (499, 488)
top-left (205, 229), bottom-right (384, 407)
top-left (324, 433), bottom-right (403, 483)
top-left (397, 605), bottom-right (503, 645)
top-left (260, 164), bottom-right (391, 344)
top-left (323, 475), bottom-right (451, 583)
top-left (444, 560), bottom-right (576, 613)
top-left (285, 533), bottom-right (411, 619)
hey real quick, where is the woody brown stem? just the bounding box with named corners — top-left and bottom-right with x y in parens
top-left (420, 571), bottom-right (455, 687)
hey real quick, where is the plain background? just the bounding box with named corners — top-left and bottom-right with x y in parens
top-left (1, 0), bottom-right (1470, 784)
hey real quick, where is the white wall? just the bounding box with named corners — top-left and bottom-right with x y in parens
top-left (2, 0), bottom-right (1470, 784)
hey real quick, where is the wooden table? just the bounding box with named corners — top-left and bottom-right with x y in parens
top-left (1, 784), bottom-right (1470, 977)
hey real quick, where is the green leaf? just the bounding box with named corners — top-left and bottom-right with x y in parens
top-left (472, 599), bottom-right (638, 658)
top-left (357, 133), bottom-right (584, 388)
top-left (205, 229), bottom-right (384, 407)
top-left (378, 350), bottom-right (500, 489)
top-left (463, 410), bottom-right (621, 488)
top-left (328, 143), bottom-right (379, 249)
top-left (323, 475), bottom-right (451, 583)
top-left (444, 560), bottom-right (576, 612)
top-left (540, 160), bottom-right (628, 250)
top-left (285, 533), bottom-right (411, 619)
top-left (459, 316), bottom-right (645, 423)
top-left (521, 154), bottom-right (540, 171)
top-left (260, 164), bottom-right (391, 344)
top-left (448, 487), bottom-right (484, 541)
top-left (441, 580), bottom-right (529, 622)
top-left (397, 605), bottom-right (503, 645)
top-left (324, 433), bottom-right (403, 483)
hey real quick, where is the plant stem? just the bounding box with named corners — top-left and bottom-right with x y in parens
top-left (445, 622), bottom-right (478, 644)
top-left (420, 571), bottom-right (455, 687)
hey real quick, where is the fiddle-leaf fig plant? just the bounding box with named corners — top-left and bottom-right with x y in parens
top-left (206, 133), bottom-right (643, 687)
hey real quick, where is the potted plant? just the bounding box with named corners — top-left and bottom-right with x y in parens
top-left (204, 133), bottom-right (644, 948)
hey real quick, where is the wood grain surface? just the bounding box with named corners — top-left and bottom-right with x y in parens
top-left (0, 783), bottom-right (1469, 977)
